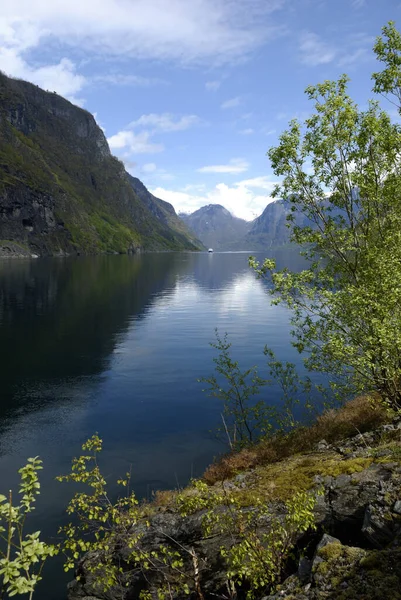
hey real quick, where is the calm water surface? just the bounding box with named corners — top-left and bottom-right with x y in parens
top-left (0, 250), bottom-right (306, 599)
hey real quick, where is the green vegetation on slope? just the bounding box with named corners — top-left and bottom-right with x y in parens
top-left (0, 72), bottom-right (201, 256)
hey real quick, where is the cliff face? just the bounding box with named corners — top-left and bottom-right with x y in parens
top-left (241, 199), bottom-right (312, 250)
top-left (179, 204), bottom-right (251, 250)
top-left (0, 72), bottom-right (201, 256)
top-left (128, 175), bottom-right (205, 250)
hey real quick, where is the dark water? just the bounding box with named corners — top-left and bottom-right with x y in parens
top-left (0, 250), bottom-right (307, 599)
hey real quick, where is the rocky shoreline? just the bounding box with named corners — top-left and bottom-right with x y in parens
top-left (67, 406), bottom-right (401, 600)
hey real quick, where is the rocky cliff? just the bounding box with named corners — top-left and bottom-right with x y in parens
top-left (0, 72), bottom-right (201, 256)
top-left (67, 398), bottom-right (401, 600)
top-left (239, 199), bottom-right (312, 250)
top-left (128, 175), bottom-right (205, 250)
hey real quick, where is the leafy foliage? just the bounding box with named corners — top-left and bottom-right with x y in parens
top-left (177, 480), bottom-right (318, 598)
top-left (201, 331), bottom-right (272, 448)
top-left (201, 331), bottom-right (308, 449)
top-left (57, 435), bottom-right (196, 600)
top-left (372, 21), bottom-right (401, 110)
top-left (250, 23), bottom-right (401, 409)
top-left (0, 458), bottom-right (58, 599)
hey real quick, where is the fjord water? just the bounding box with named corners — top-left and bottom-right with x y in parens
top-left (0, 251), bottom-right (305, 599)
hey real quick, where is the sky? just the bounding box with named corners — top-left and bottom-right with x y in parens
top-left (0, 0), bottom-right (399, 221)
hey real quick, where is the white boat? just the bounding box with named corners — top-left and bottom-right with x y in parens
top-left (208, 248), bottom-right (213, 253)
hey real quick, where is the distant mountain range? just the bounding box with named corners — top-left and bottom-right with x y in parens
top-left (179, 204), bottom-right (250, 250)
top-left (0, 71), bottom-right (202, 257)
top-left (180, 200), bottom-right (307, 251)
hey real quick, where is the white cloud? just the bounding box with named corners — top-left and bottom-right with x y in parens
top-left (125, 161), bottom-right (175, 180)
top-left (237, 176), bottom-right (277, 190)
top-left (0, 0), bottom-right (285, 93)
top-left (262, 127), bottom-right (276, 135)
top-left (299, 32), bottom-right (336, 66)
top-left (92, 74), bottom-right (167, 87)
top-left (0, 47), bottom-right (86, 101)
top-left (108, 112), bottom-right (201, 158)
top-left (239, 128), bottom-right (254, 135)
top-left (129, 113), bottom-right (202, 132)
top-left (142, 163), bottom-right (157, 173)
top-left (152, 175), bottom-right (279, 220)
top-left (338, 47), bottom-right (368, 67)
top-left (221, 96), bottom-right (242, 109)
top-left (205, 80), bottom-right (221, 91)
top-left (107, 130), bottom-right (164, 154)
top-left (197, 158), bottom-right (249, 174)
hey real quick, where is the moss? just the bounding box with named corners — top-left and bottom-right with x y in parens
top-left (311, 545), bottom-right (401, 599)
top-left (232, 453), bottom-right (373, 504)
top-left (318, 542), bottom-right (343, 561)
top-left (0, 240), bottom-right (31, 252)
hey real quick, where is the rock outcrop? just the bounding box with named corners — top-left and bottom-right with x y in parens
top-left (67, 415), bottom-right (401, 600)
top-left (0, 72), bottom-right (202, 256)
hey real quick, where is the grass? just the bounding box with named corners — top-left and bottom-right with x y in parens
top-left (149, 395), bottom-right (397, 513)
top-left (203, 394), bottom-right (390, 485)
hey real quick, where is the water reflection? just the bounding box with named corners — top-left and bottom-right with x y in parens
top-left (0, 250), bottom-right (305, 600)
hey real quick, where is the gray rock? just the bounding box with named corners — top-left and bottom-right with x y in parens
top-left (67, 421), bottom-right (401, 600)
top-left (316, 533), bottom-right (341, 552)
top-left (362, 504), bottom-right (394, 547)
top-left (298, 557), bottom-right (312, 583)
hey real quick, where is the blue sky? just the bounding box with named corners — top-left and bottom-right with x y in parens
top-left (0, 0), bottom-right (398, 220)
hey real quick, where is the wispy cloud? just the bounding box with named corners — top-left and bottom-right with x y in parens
top-left (205, 80), bottom-right (221, 91)
top-left (141, 163), bottom-right (158, 173)
top-left (108, 111), bottom-right (202, 159)
top-left (337, 32), bottom-right (374, 67)
top-left (107, 131), bottom-right (164, 154)
top-left (239, 128), bottom-right (254, 135)
top-left (137, 163), bottom-right (175, 181)
top-left (236, 176), bottom-right (276, 190)
top-left (197, 158), bottom-right (249, 174)
top-left (0, 0), bottom-right (285, 102)
top-left (92, 74), bottom-right (167, 87)
top-left (299, 32), bottom-right (336, 66)
top-left (129, 113), bottom-right (202, 133)
top-left (262, 127), bottom-right (276, 135)
top-left (221, 96), bottom-right (242, 109)
top-left (338, 47), bottom-right (368, 67)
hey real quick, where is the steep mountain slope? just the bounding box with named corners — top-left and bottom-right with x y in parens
top-left (179, 204), bottom-right (251, 250)
top-left (243, 199), bottom-right (294, 249)
top-left (180, 200), bottom-right (311, 251)
top-left (243, 199), bottom-right (314, 249)
top-left (0, 72), bottom-right (201, 256)
top-left (128, 176), bottom-right (204, 250)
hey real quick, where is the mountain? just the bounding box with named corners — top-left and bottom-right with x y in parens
top-left (243, 199), bottom-right (315, 250)
top-left (0, 72), bottom-right (201, 257)
top-left (179, 200), bottom-right (311, 251)
top-left (128, 176), bottom-right (204, 250)
top-left (179, 204), bottom-right (251, 250)
top-left (242, 199), bottom-right (295, 249)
